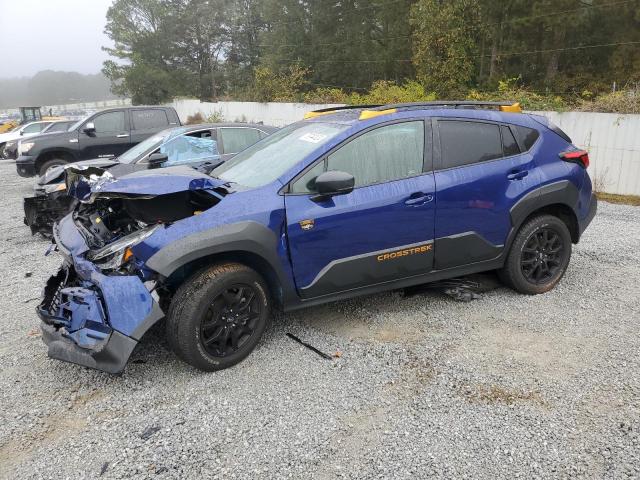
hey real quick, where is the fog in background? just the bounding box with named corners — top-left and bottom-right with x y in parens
top-left (0, 0), bottom-right (113, 78)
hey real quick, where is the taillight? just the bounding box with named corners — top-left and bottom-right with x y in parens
top-left (560, 149), bottom-right (589, 168)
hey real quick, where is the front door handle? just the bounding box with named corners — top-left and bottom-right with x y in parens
top-left (116, 133), bottom-right (129, 138)
top-left (405, 193), bottom-right (434, 206)
top-left (507, 170), bottom-right (528, 180)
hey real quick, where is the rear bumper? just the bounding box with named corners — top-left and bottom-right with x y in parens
top-left (579, 193), bottom-right (598, 237)
top-left (16, 155), bottom-right (37, 177)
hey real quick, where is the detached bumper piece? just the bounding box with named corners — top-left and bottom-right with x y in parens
top-left (37, 265), bottom-right (162, 374)
top-left (24, 194), bottom-right (74, 237)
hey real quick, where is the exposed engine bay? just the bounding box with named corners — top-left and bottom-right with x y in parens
top-left (62, 164), bottom-right (233, 273)
top-left (73, 191), bottom-right (221, 249)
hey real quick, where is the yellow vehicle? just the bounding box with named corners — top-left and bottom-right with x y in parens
top-left (0, 107), bottom-right (65, 133)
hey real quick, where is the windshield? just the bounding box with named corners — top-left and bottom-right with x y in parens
top-left (118, 129), bottom-right (175, 164)
top-left (212, 122), bottom-right (350, 188)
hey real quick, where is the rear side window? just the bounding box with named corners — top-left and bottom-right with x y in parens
top-left (92, 111), bottom-right (125, 133)
top-left (501, 126), bottom-right (520, 156)
top-left (512, 125), bottom-right (540, 151)
top-left (132, 109), bottom-right (169, 130)
top-left (439, 121), bottom-right (502, 169)
top-left (219, 128), bottom-right (263, 154)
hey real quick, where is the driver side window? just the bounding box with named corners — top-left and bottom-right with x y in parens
top-left (291, 121), bottom-right (425, 193)
top-left (91, 111), bottom-right (125, 134)
top-left (160, 132), bottom-right (219, 166)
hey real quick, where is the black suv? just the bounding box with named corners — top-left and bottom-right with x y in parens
top-left (15, 106), bottom-right (181, 177)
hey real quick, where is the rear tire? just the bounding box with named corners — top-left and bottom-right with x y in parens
top-left (166, 263), bottom-right (271, 371)
top-left (499, 214), bottom-right (572, 295)
top-left (38, 158), bottom-right (68, 176)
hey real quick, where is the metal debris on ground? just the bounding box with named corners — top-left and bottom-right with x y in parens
top-left (402, 273), bottom-right (502, 302)
top-left (140, 426), bottom-right (161, 440)
top-left (286, 333), bottom-right (333, 360)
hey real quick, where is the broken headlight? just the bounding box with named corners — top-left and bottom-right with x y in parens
top-left (87, 224), bottom-right (160, 270)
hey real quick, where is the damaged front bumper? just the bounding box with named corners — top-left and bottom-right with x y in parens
top-left (24, 190), bottom-right (74, 236)
top-left (38, 222), bottom-right (164, 374)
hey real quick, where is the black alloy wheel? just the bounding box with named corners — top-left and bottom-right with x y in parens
top-left (166, 263), bottom-right (270, 371)
top-left (498, 214), bottom-right (572, 295)
top-left (520, 227), bottom-right (566, 284)
top-left (200, 284), bottom-right (262, 357)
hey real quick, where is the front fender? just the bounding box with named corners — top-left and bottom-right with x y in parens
top-left (145, 221), bottom-right (297, 304)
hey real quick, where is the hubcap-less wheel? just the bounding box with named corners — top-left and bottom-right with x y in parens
top-left (200, 284), bottom-right (261, 357)
top-left (520, 227), bottom-right (565, 284)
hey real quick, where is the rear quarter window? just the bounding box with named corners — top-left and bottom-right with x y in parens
top-left (132, 109), bottom-right (170, 130)
top-left (512, 125), bottom-right (540, 151)
top-left (439, 120), bottom-right (503, 169)
top-left (501, 125), bottom-right (521, 157)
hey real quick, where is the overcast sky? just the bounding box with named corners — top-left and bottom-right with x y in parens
top-left (0, 0), bottom-right (114, 78)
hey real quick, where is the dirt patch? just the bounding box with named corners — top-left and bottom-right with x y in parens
top-left (0, 389), bottom-right (104, 477)
top-left (297, 303), bottom-right (427, 344)
top-left (452, 323), bottom-right (601, 380)
top-left (459, 384), bottom-right (547, 406)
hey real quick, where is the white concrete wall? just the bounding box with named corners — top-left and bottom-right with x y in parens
top-left (532, 111), bottom-right (640, 195)
top-left (170, 99), bottom-right (343, 127)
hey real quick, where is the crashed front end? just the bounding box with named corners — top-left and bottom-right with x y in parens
top-left (38, 166), bottom-right (228, 373)
top-left (24, 185), bottom-right (74, 237)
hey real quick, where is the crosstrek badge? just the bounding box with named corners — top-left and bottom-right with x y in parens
top-left (377, 244), bottom-right (432, 262)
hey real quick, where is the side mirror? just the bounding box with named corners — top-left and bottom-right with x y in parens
top-left (147, 152), bottom-right (169, 169)
top-left (312, 170), bottom-right (355, 201)
top-left (83, 122), bottom-right (96, 135)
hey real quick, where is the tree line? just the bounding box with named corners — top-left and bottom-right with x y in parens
top-left (0, 71), bottom-right (117, 110)
top-left (103, 0), bottom-right (640, 107)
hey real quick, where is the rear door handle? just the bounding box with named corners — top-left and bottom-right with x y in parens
top-left (507, 170), bottom-right (528, 180)
top-left (405, 193), bottom-right (434, 206)
top-left (116, 133), bottom-right (129, 138)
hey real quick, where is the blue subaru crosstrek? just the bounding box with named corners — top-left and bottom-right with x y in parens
top-left (38, 101), bottom-right (597, 373)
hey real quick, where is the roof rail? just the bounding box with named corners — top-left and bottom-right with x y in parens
top-left (369, 101), bottom-right (519, 111)
top-left (303, 104), bottom-right (381, 119)
top-left (357, 101), bottom-right (521, 120)
top-left (303, 101), bottom-right (521, 120)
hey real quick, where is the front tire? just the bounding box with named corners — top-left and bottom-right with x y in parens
top-left (166, 263), bottom-right (271, 371)
top-left (38, 158), bottom-right (68, 176)
top-left (499, 214), bottom-right (572, 295)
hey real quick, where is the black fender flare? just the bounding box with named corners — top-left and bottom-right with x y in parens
top-left (506, 180), bottom-right (580, 252)
top-left (145, 221), bottom-right (297, 304)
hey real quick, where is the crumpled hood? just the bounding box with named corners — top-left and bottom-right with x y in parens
top-left (38, 158), bottom-right (120, 185)
top-left (66, 165), bottom-right (229, 202)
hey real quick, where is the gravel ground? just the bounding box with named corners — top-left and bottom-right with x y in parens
top-left (0, 159), bottom-right (638, 479)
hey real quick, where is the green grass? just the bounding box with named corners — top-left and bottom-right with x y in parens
top-left (596, 192), bottom-right (640, 206)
